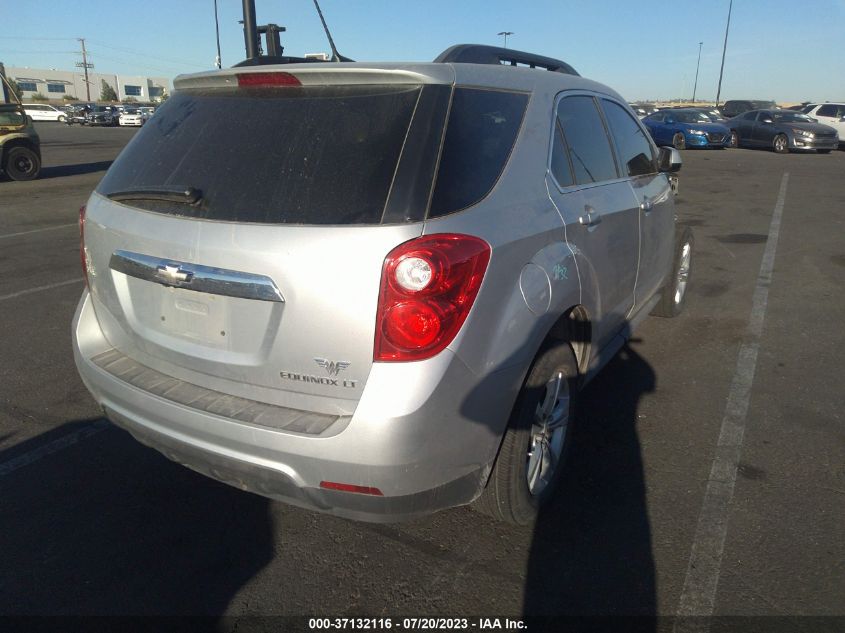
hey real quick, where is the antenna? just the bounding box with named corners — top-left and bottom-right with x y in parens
top-left (312, 0), bottom-right (353, 62)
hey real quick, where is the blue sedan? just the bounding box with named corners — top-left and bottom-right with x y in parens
top-left (642, 109), bottom-right (731, 149)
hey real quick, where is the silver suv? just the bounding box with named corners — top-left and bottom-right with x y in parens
top-left (73, 45), bottom-right (691, 524)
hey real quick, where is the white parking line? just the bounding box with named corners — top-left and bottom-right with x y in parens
top-left (0, 419), bottom-right (109, 478)
top-left (0, 223), bottom-right (77, 240)
top-left (674, 172), bottom-right (789, 631)
top-left (0, 278), bottom-right (83, 302)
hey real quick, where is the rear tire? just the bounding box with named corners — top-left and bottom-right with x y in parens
top-left (57, 115), bottom-right (66, 123)
top-left (773, 134), bottom-right (789, 154)
top-left (672, 132), bottom-right (686, 150)
top-left (651, 226), bottom-right (694, 318)
top-left (3, 146), bottom-right (41, 181)
top-left (474, 339), bottom-right (578, 525)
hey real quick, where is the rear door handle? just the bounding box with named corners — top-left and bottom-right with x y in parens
top-left (578, 210), bottom-right (602, 227)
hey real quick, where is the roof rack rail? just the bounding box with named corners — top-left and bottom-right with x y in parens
top-left (434, 44), bottom-right (579, 76)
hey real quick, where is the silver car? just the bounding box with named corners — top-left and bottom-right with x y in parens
top-left (73, 45), bottom-right (691, 524)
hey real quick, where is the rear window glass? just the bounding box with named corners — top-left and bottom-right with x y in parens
top-left (429, 88), bottom-right (529, 218)
top-left (97, 84), bottom-right (421, 225)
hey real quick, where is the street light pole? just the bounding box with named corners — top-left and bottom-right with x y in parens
top-left (213, 0), bottom-right (223, 68)
top-left (497, 31), bottom-right (514, 49)
top-left (715, 0), bottom-right (733, 107)
top-left (692, 41), bottom-right (703, 102)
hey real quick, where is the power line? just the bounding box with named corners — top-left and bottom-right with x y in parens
top-left (0, 36), bottom-right (77, 41)
top-left (0, 49), bottom-right (78, 54)
top-left (86, 51), bottom-right (192, 76)
top-left (86, 39), bottom-right (208, 69)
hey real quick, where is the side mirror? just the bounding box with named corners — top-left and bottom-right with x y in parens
top-left (658, 146), bottom-right (682, 173)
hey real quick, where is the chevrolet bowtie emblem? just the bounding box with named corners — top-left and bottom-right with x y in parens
top-left (155, 264), bottom-right (193, 283)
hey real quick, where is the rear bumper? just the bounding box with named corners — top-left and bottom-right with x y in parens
top-left (73, 291), bottom-right (521, 522)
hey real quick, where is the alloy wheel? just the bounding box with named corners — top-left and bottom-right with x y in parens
top-left (526, 370), bottom-right (570, 496)
top-left (674, 242), bottom-right (692, 305)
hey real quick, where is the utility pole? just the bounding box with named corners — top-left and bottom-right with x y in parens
top-left (497, 31), bottom-right (514, 49)
top-left (75, 38), bottom-right (94, 101)
top-left (213, 0), bottom-right (222, 68)
top-left (692, 41), bottom-right (703, 102)
top-left (715, 0), bottom-right (732, 108)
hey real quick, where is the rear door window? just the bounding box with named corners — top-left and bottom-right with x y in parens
top-left (600, 100), bottom-right (656, 177)
top-left (817, 104), bottom-right (838, 117)
top-left (97, 84), bottom-right (422, 225)
top-left (556, 95), bottom-right (618, 185)
top-left (549, 122), bottom-right (574, 187)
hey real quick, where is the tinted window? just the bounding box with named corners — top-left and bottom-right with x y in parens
top-left (550, 122), bottom-right (574, 187)
top-left (756, 111), bottom-right (772, 121)
top-left (648, 112), bottom-right (665, 122)
top-left (556, 96), bottom-right (617, 184)
top-left (601, 100), bottom-right (656, 177)
top-left (674, 110), bottom-right (712, 123)
top-left (97, 85), bottom-right (421, 225)
top-left (429, 88), bottom-right (528, 217)
top-left (772, 111), bottom-right (813, 123)
top-left (741, 111), bottom-right (758, 120)
top-left (817, 104), bottom-right (839, 117)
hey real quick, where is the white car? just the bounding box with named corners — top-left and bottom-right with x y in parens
top-left (119, 109), bottom-right (149, 127)
top-left (802, 103), bottom-right (845, 147)
top-left (23, 103), bottom-right (66, 122)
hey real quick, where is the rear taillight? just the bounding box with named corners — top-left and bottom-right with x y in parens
top-left (375, 234), bottom-right (491, 362)
top-left (236, 72), bottom-right (301, 87)
top-left (79, 204), bottom-right (89, 288)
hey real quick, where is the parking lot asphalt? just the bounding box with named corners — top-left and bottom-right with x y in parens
top-left (0, 123), bottom-right (843, 627)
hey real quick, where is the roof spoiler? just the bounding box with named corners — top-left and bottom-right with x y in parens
top-left (434, 44), bottom-right (579, 76)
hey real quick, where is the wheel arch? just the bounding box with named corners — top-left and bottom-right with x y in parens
top-left (0, 137), bottom-right (41, 168)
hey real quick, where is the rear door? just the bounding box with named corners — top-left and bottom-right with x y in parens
top-left (548, 93), bottom-right (640, 350)
top-left (86, 79), bottom-right (444, 414)
top-left (752, 110), bottom-right (776, 146)
top-left (733, 111), bottom-right (756, 144)
top-left (600, 99), bottom-right (673, 309)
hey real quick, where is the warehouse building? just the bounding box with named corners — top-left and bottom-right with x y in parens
top-left (5, 66), bottom-right (170, 102)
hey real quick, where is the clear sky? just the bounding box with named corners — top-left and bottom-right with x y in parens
top-left (2, 0), bottom-right (843, 103)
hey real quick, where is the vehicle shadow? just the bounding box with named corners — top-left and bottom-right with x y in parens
top-left (38, 161), bottom-right (113, 179)
top-left (523, 342), bottom-right (657, 629)
top-left (0, 417), bottom-right (274, 619)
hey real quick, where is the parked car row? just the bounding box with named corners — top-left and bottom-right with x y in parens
top-left (635, 101), bottom-right (841, 153)
top-left (22, 103), bottom-right (156, 126)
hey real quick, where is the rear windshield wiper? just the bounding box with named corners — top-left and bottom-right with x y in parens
top-left (106, 186), bottom-right (202, 205)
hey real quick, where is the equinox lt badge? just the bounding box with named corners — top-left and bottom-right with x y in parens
top-left (279, 358), bottom-right (356, 388)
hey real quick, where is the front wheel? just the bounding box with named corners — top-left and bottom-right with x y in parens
top-left (57, 115), bottom-right (66, 123)
top-left (729, 130), bottom-right (739, 148)
top-left (3, 146), bottom-right (41, 181)
top-left (773, 134), bottom-right (789, 154)
top-left (474, 339), bottom-right (578, 525)
top-left (651, 226), bottom-right (694, 318)
top-left (672, 132), bottom-right (686, 150)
